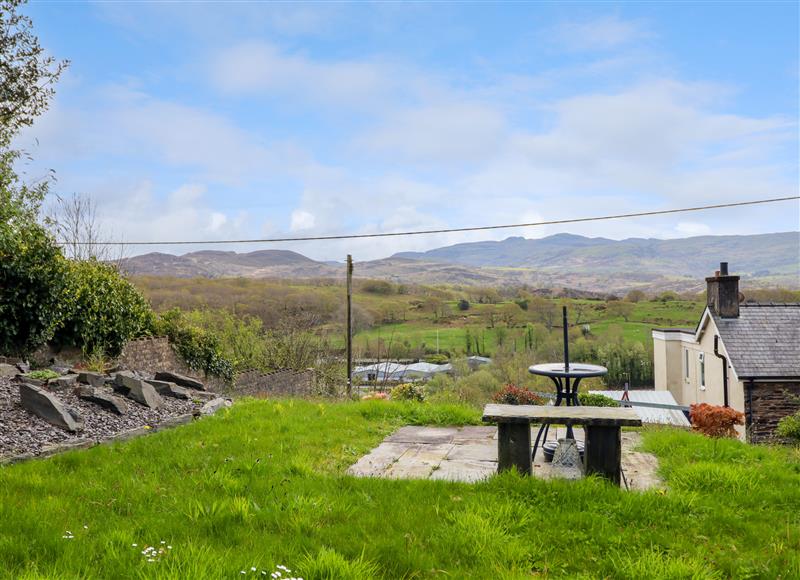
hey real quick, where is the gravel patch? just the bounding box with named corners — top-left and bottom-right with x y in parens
top-left (0, 377), bottom-right (203, 458)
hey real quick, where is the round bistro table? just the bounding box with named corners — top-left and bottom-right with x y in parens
top-left (528, 362), bottom-right (608, 461)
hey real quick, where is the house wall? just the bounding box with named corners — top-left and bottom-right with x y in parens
top-left (653, 315), bottom-right (747, 439)
top-left (745, 381), bottom-right (800, 443)
top-left (653, 336), bottom-right (684, 403)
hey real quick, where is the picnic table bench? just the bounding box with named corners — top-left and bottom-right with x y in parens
top-left (482, 404), bottom-right (642, 485)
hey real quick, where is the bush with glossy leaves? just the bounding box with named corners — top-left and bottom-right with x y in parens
top-left (53, 259), bottom-right (155, 357)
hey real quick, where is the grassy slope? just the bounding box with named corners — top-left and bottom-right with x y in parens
top-left (1, 400), bottom-right (798, 579)
top-left (353, 299), bottom-right (703, 353)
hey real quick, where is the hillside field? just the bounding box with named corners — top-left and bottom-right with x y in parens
top-left (132, 276), bottom-right (706, 357)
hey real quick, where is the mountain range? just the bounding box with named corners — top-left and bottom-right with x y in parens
top-left (120, 231), bottom-right (799, 294)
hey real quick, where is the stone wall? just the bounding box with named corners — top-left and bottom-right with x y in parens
top-left (232, 368), bottom-right (316, 398)
top-left (117, 337), bottom-right (230, 393)
top-left (745, 381), bottom-right (800, 443)
top-left (118, 337), bottom-right (316, 398)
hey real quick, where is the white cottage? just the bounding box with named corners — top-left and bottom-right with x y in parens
top-left (652, 262), bottom-right (800, 442)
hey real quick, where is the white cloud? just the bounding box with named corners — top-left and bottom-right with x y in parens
top-left (209, 212), bottom-right (228, 232)
top-left (357, 103), bottom-right (507, 164)
top-left (675, 222), bottom-right (712, 236)
top-left (552, 16), bottom-right (651, 52)
top-left (290, 210), bottom-right (316, 231)
top-left (81, 181), bottom-right (251, 256)
top-left (210, 41), bottom-right (394, 107)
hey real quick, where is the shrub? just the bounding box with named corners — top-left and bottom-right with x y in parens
top-left (776, 412), bottom-right (800, 442)
top-left (579, 392), bottom-right (619, 407)
top-left (492, 384), bottom-right (545, 405)
top-left (155, 309), bottom-right (235, 382)
top-left (690, 403), bottom-right (744, 438)
top-left (54, 260), bottom-right (154, 357)
top-left (0, 221), bottom-right (71, 356)
top-left (391, 382), bottom-right (426, 402)
top-left (361, 392), bottom-right (388, 401)
top-left (361, 280), bottom-right (394, 295)
top-left (457, 299), bottom-right (470, 311)
top-left (25, 369), bottom-right (59, 381)
top-left (425, 354), bottom-right (449, 365)
top-left (435, 368), bottom-right (499, 407)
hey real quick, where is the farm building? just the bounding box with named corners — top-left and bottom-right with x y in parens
top-left (352, 361), bottom-right (451, 382)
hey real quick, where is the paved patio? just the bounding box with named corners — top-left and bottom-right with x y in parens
top-left (347, 426), bottom-right (662, 491)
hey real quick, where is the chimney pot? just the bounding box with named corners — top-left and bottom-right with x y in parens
top-left (720, 262), bottom-right (729, 276)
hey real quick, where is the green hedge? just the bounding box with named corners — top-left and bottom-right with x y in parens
top-left (155, 309), bottom-right (235, 383)
top-left (54, 260), bottom-right (155, 357)
top-left (0, 221), bottom-right (71, 355)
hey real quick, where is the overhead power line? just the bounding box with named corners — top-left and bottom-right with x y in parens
top-left (63, 195), bottom-right (799, 246)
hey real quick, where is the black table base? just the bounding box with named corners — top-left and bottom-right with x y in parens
top-left (532, 375), bottom-right (582, 462)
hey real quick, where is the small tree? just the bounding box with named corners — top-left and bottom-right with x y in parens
top-left (607, 300), bottom-right (635, 322)
top-left (457, 299), bottom-right (470, 311)
top-left (625, 289), bottom-right (647, 303)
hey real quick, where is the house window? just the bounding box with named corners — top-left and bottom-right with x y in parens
top-left (684, 348), bottom-right (690, 380)
top-left (698, 352), bottom-right (706, 390)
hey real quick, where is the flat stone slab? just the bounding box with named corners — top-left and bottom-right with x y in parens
top-left (154, 371), bottom-right (205, 391)
top-left (348, 425), bottom-right (662, 490)
top-left (19, 383), bottom-right (84, 432)
top-left (385, 426), bottom-right (460, 444)
top-left (430, 459), bottom-right (496, 483)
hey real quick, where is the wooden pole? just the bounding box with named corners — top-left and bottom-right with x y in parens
top-left (346, 254), bottom-right (353, 397)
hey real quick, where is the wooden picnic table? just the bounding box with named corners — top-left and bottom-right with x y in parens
top-left (482, 404), bottom-right (642, 485)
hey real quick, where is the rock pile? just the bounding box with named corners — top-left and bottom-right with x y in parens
top-left (0, 365), bottom-right (232, 462)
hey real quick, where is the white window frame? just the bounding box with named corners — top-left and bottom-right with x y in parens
top-left (698, 352), bottom-right (706, 390)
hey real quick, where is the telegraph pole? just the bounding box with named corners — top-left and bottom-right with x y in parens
top-left (346, 255), bottom-right (353, 397)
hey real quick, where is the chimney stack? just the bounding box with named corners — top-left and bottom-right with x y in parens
top-left (706, 261), bottom-right (740, 318)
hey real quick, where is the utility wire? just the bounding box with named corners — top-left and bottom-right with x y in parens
top-left (62, 195), bottom-right (799, 246)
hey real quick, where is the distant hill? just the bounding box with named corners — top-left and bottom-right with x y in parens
top-left (121, 249), bottom-right (339, 279)
top-left (393, 232), bottom-right (800, 278)
top-left (120, 231), bottom-right (800, 294)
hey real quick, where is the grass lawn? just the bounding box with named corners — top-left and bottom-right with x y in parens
top-left (1, 399), bottom-right (798, 578)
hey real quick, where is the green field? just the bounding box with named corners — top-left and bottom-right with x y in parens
top-left (1, 399), bottom-right (798, 578)
top-left (351, 299), bottom-right (704, 356)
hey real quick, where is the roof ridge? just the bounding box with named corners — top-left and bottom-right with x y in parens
top-left (741, 302), bottom-right (800, 307)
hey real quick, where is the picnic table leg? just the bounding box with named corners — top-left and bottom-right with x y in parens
top-left (583, 425), bottom-right (622, 485)
top-left (497, 422), bottom-right (532, 475)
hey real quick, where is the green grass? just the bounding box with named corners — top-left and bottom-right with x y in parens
top-left (1, 399), bottom-right (798, 578)
top-left (350, 299), bottom-right (703, 355)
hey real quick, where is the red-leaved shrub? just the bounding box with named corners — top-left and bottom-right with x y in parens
top-left (690, 403), bottom-right (744, 438)
top-left (492, 385), bottom-right (545, 406)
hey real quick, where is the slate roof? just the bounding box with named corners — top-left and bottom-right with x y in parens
top-left (711, 304), bottom-right (800, 378)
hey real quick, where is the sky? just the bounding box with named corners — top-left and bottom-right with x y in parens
top-left (16, 1), bottom-right (800, 261)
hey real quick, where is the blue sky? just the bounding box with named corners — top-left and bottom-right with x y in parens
top-left (18, 1), bottom-right (800, 260)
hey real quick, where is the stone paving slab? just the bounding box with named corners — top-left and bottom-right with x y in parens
top-left (430, 459), bottom-right (496, 483)
top-left (446, 442), bottom-right (498, 462)
top-left (451, 426), bottom-right (497, 443)
top-left (385, 426), bottom-right (460, 444)
top-left (348, 425), bottom-right (663, 490)
top-left (348, 442), bottom-right (415, 477)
